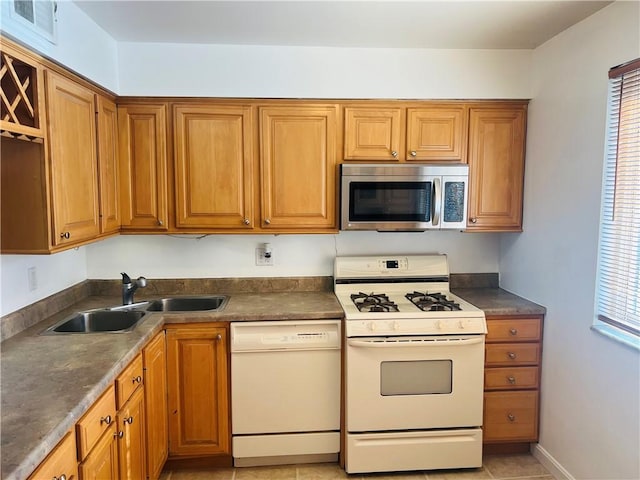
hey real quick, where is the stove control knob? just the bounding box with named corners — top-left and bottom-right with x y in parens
top-left (391, 321), bottom-right (400, 331)
top-left (368, 322), bottom-right (377, 331)
top-left (436, 320), bottom-right (443, 330)
top-left (458, 320), bottom-right (465, 329)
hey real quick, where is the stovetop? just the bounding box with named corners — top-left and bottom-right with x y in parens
top-left (334, 254), bottom-right (486, 336)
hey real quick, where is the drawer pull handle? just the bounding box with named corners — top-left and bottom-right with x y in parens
top-left (507, 375), bottom-right (516, 384)
top-left (53, 475), bottom-right (67, 480)
top-left (509, 328), bottom-right (518, 335)
top-left (115, 430), bottom-right (124, 439)
top-left (100, 415), bottom-right (112, 425)
top-left (507, 413), bottom-right (516, 422)
top-left (125, 416), bottom-right (134, 425)
top-left (133, 375), bottom-right (142, 384)
top-left (507, 352), bottom-right (517, 360)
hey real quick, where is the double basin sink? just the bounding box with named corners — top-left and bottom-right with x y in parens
top-left (43, 296), bottom-right (228, 335)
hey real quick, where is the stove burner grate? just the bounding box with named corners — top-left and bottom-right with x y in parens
top-left (405, 291), bottom-right (462, 312)
top-left (350, 292), bottom-right (400, 313)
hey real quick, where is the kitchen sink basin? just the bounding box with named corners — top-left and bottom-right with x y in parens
top-left (44, 309), bottom-right (148, 334)
top-left (145, 295), bottom-right (228, 312)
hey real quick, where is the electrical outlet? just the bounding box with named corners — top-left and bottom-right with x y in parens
top-left (255, 247), bottom-right (274, 266)
top-left (27, 266), bottom-right (37, 291)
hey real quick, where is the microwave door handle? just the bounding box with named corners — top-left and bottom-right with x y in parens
top-left (432, 177), bottom-right (441, 226)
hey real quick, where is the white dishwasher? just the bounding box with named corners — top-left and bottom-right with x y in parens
top-left (231, 320), bottom-right (341, 467)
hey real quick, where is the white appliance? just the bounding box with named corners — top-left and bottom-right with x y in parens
top-left (334, 254), bottom-right (487, 474)
top-left (340, 163), bottom-right (469, 231)
top-left (230, 320), bottom-right (341, 467)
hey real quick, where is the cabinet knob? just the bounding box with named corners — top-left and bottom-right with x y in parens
top-left (391, 150), bottom-right (398, 158)
top-left (133, 375), bottom-right (142, 384)
top-left (509, 328), bottom-right (518, 336)
top-left (157, 220), bottom-right (164, 226)
top-left (125, 416), bottom-right (134, 425)
top-left (216, 334), bottom-right (222, 341)
top-left (507, 375), bottom-right (516, 384)
top-left (100, 415), bottom-right (112, 425)
top-left (410, 150), bottom-right (417, 157)
top-left (243, 218), bottom-right (250, 225)
top-left (469, 217), bottom-right (478, 224)
top-left (115, 430), bottom-right (124, 439)
top-left (264, 219), bottom-right (271, 225)
top-left (53, 475), bottom-right (67, 480)
top-left (507, 352), bottom-right (517, 360)
top-left (507, 413), bottom-right (516, 422)
top-left (59, 232), bottom-right (70, 239)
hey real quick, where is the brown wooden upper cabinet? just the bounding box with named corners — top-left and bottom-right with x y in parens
top-left (173, 104), bottom-right (255, 229)
top-left (344, 104), bottom-right (467, 162)
top-left (96, 95), bottom-right (121, 235)
top-left (467, 104), bottom-right (527, 231)
top-left (259, 105), bottom-right (338, 231)
top-left (46, 71), bottom-right (101, 246)
top-left (118, 103), bottom-right (169, 231)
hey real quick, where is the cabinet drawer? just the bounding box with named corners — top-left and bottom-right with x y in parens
top-left (486, 318), bottom-right (542, 342)
top-left (77, 385), bottom-right (117, 459)
top-left (116, 353), bottom-right (143, 408)
top-left (483, 391), bottom-right (538, 442)
top-left (28, 431), bottom-right (78, 480)
top-left (484, 367), bottom-right (539, 390)
top-left (485, 343), bottom-right (540, 366)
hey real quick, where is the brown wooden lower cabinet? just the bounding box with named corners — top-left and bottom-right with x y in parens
top-left (116, 386), bottom-right (147, 480)
top-left (166, 325), bottom-right (230, 458)
top-left (483, 314), bottom-right (543, 446)
top-left (79, 424), bottom-right (119, 480)
top-left (483, 391), bottom-right (539, 442)
top-left (144, 331), bottom-right (169, 480)
top-left (28, 431), bottom-right (79, 480)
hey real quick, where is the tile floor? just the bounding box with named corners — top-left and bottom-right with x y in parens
top-left (159, 453), bottom-right (554, 480)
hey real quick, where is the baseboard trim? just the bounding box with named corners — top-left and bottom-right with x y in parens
top-left (531, 444), bottom-right (575, 480)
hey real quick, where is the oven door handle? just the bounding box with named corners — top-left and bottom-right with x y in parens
top-left (347, 337), bottom-right (484, 348)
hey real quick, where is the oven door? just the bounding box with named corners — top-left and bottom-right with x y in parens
top-left (346, 335), bottom-right (485, 432)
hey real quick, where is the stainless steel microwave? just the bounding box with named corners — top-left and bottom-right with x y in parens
top-left (340, 164), bottom-right (469, 231)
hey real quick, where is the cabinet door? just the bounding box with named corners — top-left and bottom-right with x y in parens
top-left (174, 105), bottom-right (254, 229)
top-left (79, 424), bottom-right (119, 480)
top-left (118, 103), bottom-right (168, 230)
top-left (28, 431), bottom-right (78, 480)
top-left (344, 107), bottom-right (403, 160)
top-left (46, 71), bottom-right (100, 245)
top-left (117, 387), bottom-right (146, 480)
top-left (259, 105), bottom-right (338, 230)
top-left (143, 331), bottom-right (168, 480)
top-left (467, 106), bottom-right (526, 231)
top-left (96, 95), bottom-right (121, 235)
top-left (406, 106), bottom-right (467, 162)
top-left (166, 326), bottom-right (229, 457)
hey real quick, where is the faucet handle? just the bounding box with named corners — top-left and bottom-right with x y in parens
top-left (121, 272), bottom-right (132, 284)
top-left (137, 276), bottom-right (147, 288)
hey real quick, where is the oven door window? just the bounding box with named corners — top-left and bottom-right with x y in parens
top-left (380, 360), bottom-right (452, 395)
top-left (349, 182), bottom-right (431, 222)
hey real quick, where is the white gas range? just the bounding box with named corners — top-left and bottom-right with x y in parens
top-left (334, 254), bottom-right (487, 474)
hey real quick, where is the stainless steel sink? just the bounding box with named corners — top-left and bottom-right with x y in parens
top-left (145, 295), bottom-right (228, 312)
top-left (43, 309), bottom-right (148, 334)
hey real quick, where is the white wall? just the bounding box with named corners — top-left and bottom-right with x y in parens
top-left (500, 2), bottom-right (640, 479)
top-left (86, 232), bottom-right (501, 279)
top-left (0, 0), bottom-right (119, 91)
top-left (0, 1), bottom-right (118, 316)
top-left (118, 42), bottom-right (531, 98)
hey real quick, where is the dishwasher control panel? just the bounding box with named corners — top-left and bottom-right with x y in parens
top-left (231, 320), bottom-right (341, 351)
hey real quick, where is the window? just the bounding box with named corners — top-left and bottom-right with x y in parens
top-left (594, 58), bottom-right (640, 349)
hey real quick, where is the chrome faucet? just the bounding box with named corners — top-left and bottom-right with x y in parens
top-left (121, 272), bottom-right (147, 305)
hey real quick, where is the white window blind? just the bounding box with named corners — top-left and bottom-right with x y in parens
top-left (596, 58), bottom-right (640, 340)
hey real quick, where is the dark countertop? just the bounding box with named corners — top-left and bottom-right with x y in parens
top-left (452, 288), bottom-right (546, 316)
top-left (1, 292), bottom-right (343, 480)
top-left (1, 286), bottom-right (542, 480)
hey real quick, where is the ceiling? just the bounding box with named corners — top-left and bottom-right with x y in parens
top-left (74, 1), bottom-right (613, 50)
